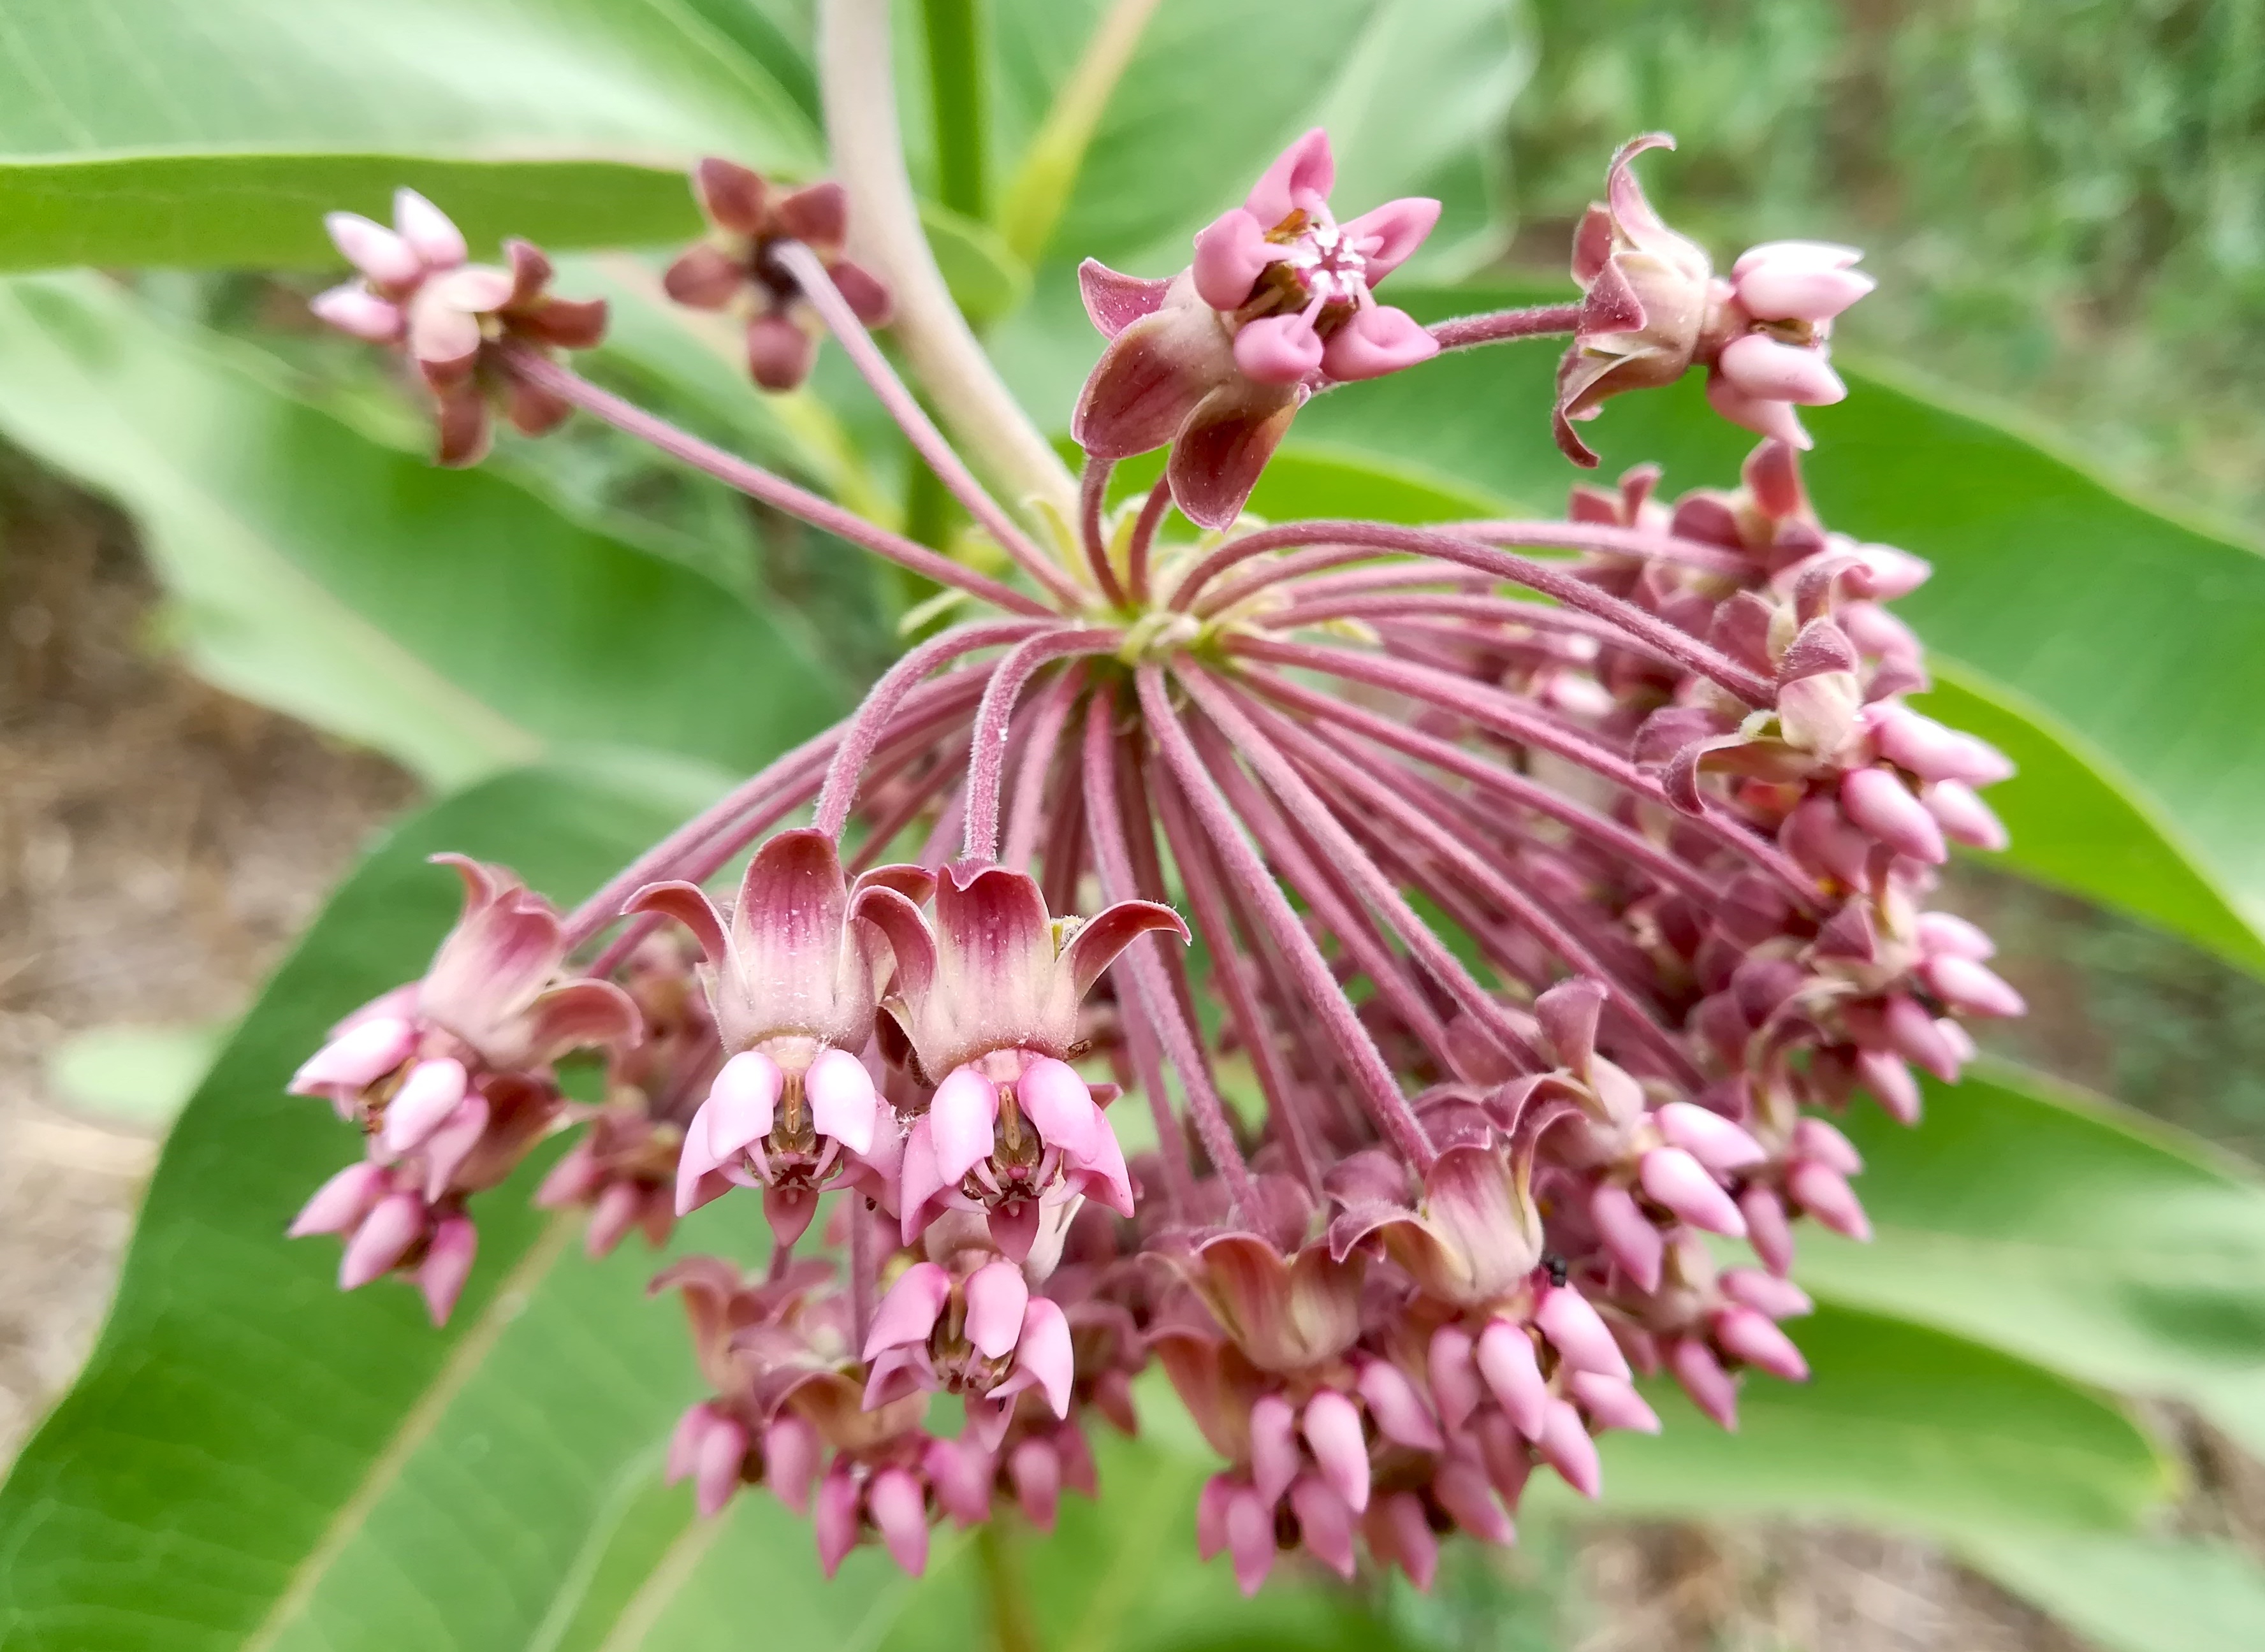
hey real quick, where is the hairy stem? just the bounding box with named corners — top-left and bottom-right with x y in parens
top-left (1000, 664), bottom-right (1088, 871)
top-left (1124, 476), bottom-right (1172, 606)
top-left (1078, 456), bottom-right (1129, 608)
top-left (497, 345), bottom-right (1048, 618)
top-left (1427, 303), bottom-right (1583, 354)
top-left (819, 0), bottom-right (1080, 525)
top-left (961, 627), bottom-right (1123, 862)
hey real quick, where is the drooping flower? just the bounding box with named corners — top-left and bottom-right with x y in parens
top-left (629, 829), bottom-right (929, 1244)
top-left (1072, 129), bottom-right (1439, 528)
top-left (662, 159), bottom-right (893, 391)
top-left (854, 861), bottom-right (1185, 1257)
top-left (1555, 136), bottom-right (1871, 464)
top-left (311, 191), bottom-right (607, 464)
top-left (860, 1244), bottom-right (1075, 1450)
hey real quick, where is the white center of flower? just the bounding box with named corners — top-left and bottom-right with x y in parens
top-left (1278, 212), bottom-right (1371, 306)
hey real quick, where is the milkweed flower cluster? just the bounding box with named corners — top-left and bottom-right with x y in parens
top-left (291, 124), bottom-right (2018, 1593)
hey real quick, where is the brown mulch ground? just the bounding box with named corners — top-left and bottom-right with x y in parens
top-left (6, 458), bottom-right (2259, 1648)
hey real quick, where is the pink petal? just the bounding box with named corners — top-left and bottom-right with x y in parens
top-left (1320, 303), bottom-right (1438, 382)
top-left (1002, 1298), bottom-right (1074, 1416)
top-left (897, 1117), bottom-right (947, 1245)
top-left (805, 1046), bottom-right (878, 1155)
top-left (290, 1015), bottom-right (416, 1096)
top-left (1786, 1162), bottom-right (1873, 1242)
top-left (1732, 240), bottom-right (1863, 277)
top-left (1431, 1458), bottom-right (1514, 1545)
top-left (1536, 1286), bottom-right (1632, 1380)
top-left (1667, 1337), bottom-right (1740, 1430)
top-left (1590, 1182), bottom-right (1665, 1293)
top-left (1357, 1359), bottom-right (1443, 1452)
top-left (963, 1258), bottom-right (1030, 1360)
top-left (1918, 911), bottom-right (1997, 961)
top-left (339, 1191), bottom-right (425, 1289)
top-left (1719, 333), bottom-right (1847, 406)
top-left (1740, 1185), bottom-right (1796, 1275)
top-left (674, 1140), bottom-right (731, 1219)
top-left (1856, 1048), bottom-right (1923, 1125)
top-left (1722, 1268), bottom-right (1816, 1321)
top-left (1735, 262), bottom-right (1874, 324)
top-left (1009, 1437), bottom-right (1062, 1532)
top-left (1063, 899), bottom-right (1188, 1000)
top-left (309, 284), bottom-right (404, 342)
top-left (1841, 767), bottom-right (1947, 864)
top-left (1225, 1485), bottom-right (1276, 1597)
top-left (1371, 1489), bottom-right (1439, 1590)
top-left (868, 1468), bottom-right (930, 1577)
top-left (1301, 1389), bottom-right (1370, 1513)
top-left (1925, 779), bottom-right (2010, 850)
top-left (1014, 1056), bottom-right (1097, 1158)
top-left (1569, 1370), bottom-right (1659, 1435)
top-left (1639, 1146), bottom-right (1748, 1237)
top-left (392, 188), bottom-right (467, 268)
top-left (1656, 1101), bottom-right (1767, 1173)
top-left (407, 291), bottom-right (483, 366)
top-left (418, 1091), bottom-right (491, 1203)
top-left (1475, 1316), bottom-right (1547, 1439)
top-left (706, 1050), bottom-right (783, 1161)
top-left (693, 1414), bottom-right (749, 1518)
top-left (1068, 1110), bottom-right (1136, 1217)
top-left (624, 880), bottom-right (728, 964)
top-left (1243, 127), bottom-right (1335, 224)
top-left (815, 1467), bottom-right (860, 1578)
top-left (1289, 1476), bottom-right (1358, 1577)
top-left (666, 1403), bottom-right (717, 1484)
top-left (1232, 312), bottom-right (1324, 386)
top-left (382, 1057), bottom-right (469, 1154)
top-left (1792, 1117), bottom-right (1864, 1176)
top-left (1427, 1323), bottom-right (1483, 1430)
top-left (1715, 1305), bottom-right (1811, 1382)
top-left (1705, 372), bottom-right (1814, 448)
top-left (1535, 977), bottom-right (1605, 1069)
top-left (584, 1181), bottom-right (644, 1259)
top-left (289, 1161), bottom-right (390, 1238)
top-left (1191, 209), bottom-right (1277, 311)
top-left (1869, 706), bottom-right (2014, 787)
top-left (426, 264), bottom-right (513, 314)
top-left (1341, 197), bottom-right (1441, 282)
top-left (747, 312), bottom-right (816, 392)
top-left (662, 243), bottom-right (745, 310)
top-left (324, 212), bottom-right (421, 286)
top-left (416, 1215), bottom-right (477, 1324)
top-left (926, 1434), bottom-right (993, 1526)
top-left (1078, 257), bottom-right (1176, 337)
top-left (1070, 305), bottom-right (1228, 461)
top-left (1536, 1398), bottom-right (1601, 1498)
top-left (1885, 992), bottom-right (1963, 1081)
top-left (694, 157), bottom-right (769, 236)
top-left (1197, 1474), bottom-right (1235, 1560)
top-left (1249, 1393), bottom-right (1300, 1507)
top-left (1922, 955), bottom-right (2025, 1018)
top-left (929, 1065), bottom-right (999, 1187)
top-left (863, 1259), bottom-right (951, 1358)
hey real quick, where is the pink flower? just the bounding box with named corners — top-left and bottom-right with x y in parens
top-left (630, 830), bottom-right (928, 1243)
top-left (1072, 128), bottom-right (1439, 528)
top-left (312, 191), bottom-right (607, 465)
top-left (662, 159), bottom-right (892, 391)
top-left (856, 861), bottom-right (1184, 1255)
top-left (859, 1250), bottom-right (1075, 1451)
top-left (1554, 136), bottom-right (1870, 465)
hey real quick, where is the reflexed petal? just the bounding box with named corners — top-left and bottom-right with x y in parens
top-left (1715, 1305), bottom-right (1812, 1381)
top-left (1534, 977), bottom-right (1605, 1069)
top-left (1243, 127), bottom-right (1335, 224)
top-left (422, 856), bottom-right (565, 1036)
top-left (1167, 377), bottom-right (1302, 530)
top-left (747, 311), bottom-right (817, 392)
top-left (1705, 372), bottom-right (1813, 448)
top-left (815, 1467), bottom-right (861, 1577)
top-left (1427, 1323), bottom-right (1483, 1430)
top-left (1015, 1055), bottom-right (1097, 1158)
top-left (310, 284), bottom-right (404, 342)
top-left (1722, 1268), bottom-right (1815, 1320)
top-left (1225, 1485), bottom-right (1275, 1596)
top-left (1071, 305), bottom-right (1228, 461)
top-left (1638, 1146), bottom-right (1748, 1236)
top-left (868, 1467), bottom-right (929, 1576)
top-left (865, 1260), bottom-right (952, 1356)
top-left (1077, 257), bottom-right (1175, 337)
top-left (418, 1214), bottom-right (478, 1326)
top-left (1735, 261), bottom-right (1874, 323)
top-left (1569, 1370), bottom-right (1659, 1434)
top-left (383, 1057), bottom-right (469, 1154)
top-left (1656, 1101), bottom-right (1766, 1173)
top-left (1535, 1398), bottom-right (1601, 1498)
top-left (289, 1161), bottom-right (390, 1237)
top-left (729, 828), bottom-right (858, 1036)
top-left (932, 862), bottom-right (1056, 1035)
top-left (1841, 767), bottom-right (1948, 863)
top-left (325, 212), bottom-right (421, 286)
top-left (1718, 333), bottom-right (1847, 406)
top-left (393, 188), bottom-right (468, 268)
top-left (1231, 312), bottom-right (1323, 385)
top-left (625, 879), bottom-right (729, 964)
top-left (1357, 1358), bottom-right (1443, 1452)
top-left (1589, 1182), bottom-right (1664, 1293)
top-left (1063, 899), bottom-right (1189, 1000)
top-left (1925, 779), bottom-right (2011, 850)
top-left (662, 243), bottom-right (746, 309)
top-left (1249, 1393), bottom-right (1299, 1506)
top-left (1536, 1285), bottom-right (1632, 1380)
top-left (1786, 1161), bottom-right (1873, 1242)
top-left (692, 156), bottom-right (768, 236)
top-left (1475, 1317), bottom-right (1547, 1438)
top-left (514, 978), bottom-right (639, 1066)
top-left (1301, 1389), bottom-right (1370, 1512)
top-left (289, 1014), bottom-right (416, 1096)
top-left (1191, 208), bottom-right (1275, 310)
top-left (1432, 1457), bottom-right (1515, 1544)
top-left (1009, 1437), bottom-right (1062, 1532)
top-left (1319, 304), bottom-right (1437, 382)
top-left (1669, 1337), bottom-right (1741, 1429)
top-left (1368, 1490), bottom-right (1438, 1589)
top-left (1791, 1117), bottom-right (1864, 1175)
top-left (339, 1191), bottom-right (426, 1289)
top-left (830, 258), bottom-right (894, 326)
top-left (773, 180), bottom-right (849, 250)
top-left (929, 1066), bottom-right (1000, 1187)
top-left (1290, 1477), bottom-right (1358, 1577)
top-left (1010, 1297), bottom-right (1074, 1416)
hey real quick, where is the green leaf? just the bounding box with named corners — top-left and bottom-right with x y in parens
top-left (0, 273), bottom-right (847, 788)
top-left (0, 0), bottom-right (817, 272)
top-left (1788, 1061), bottom-right (2265, 1456)
top-left (1955, 1532), bottom-right (2265, 1652)
top-left (1280, 287), bottom-right (2265, 977)
top-left (921, 200), bottom-right (1033, 326)
top-left (1529, 1305), bottom-right (2171, 1539)
top-left (0, 758), bottom-right (767, 1652)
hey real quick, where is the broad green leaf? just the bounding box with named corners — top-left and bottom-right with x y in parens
top-left (1528, 1305), bottom-right (2170, 1539)
top-left (1093, 444), bottom-right (1505, 526)
top-left (1955, 1532), bottom-right (2265, 1652)
top-left (0, 273), bottom-right (847, 788)
top-left (0, 0), bottom-right (817, 272)
top-left (1789, 1062), bottom-right (2265, 1456)
top-left (0, 759), bottom-right (768, 1652)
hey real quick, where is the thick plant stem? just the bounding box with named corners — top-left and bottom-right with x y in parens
top-left (776, 242), bottom-right (1086, 610)
top-left (1137, 664), bottom-right (1434, 1166)
top-left (819, 0), bottom-right (1081, 528)
top-left (497, 345), bottom-right (1049, 617)
top-left (1081, 692), bottom-right (1257, 1208)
